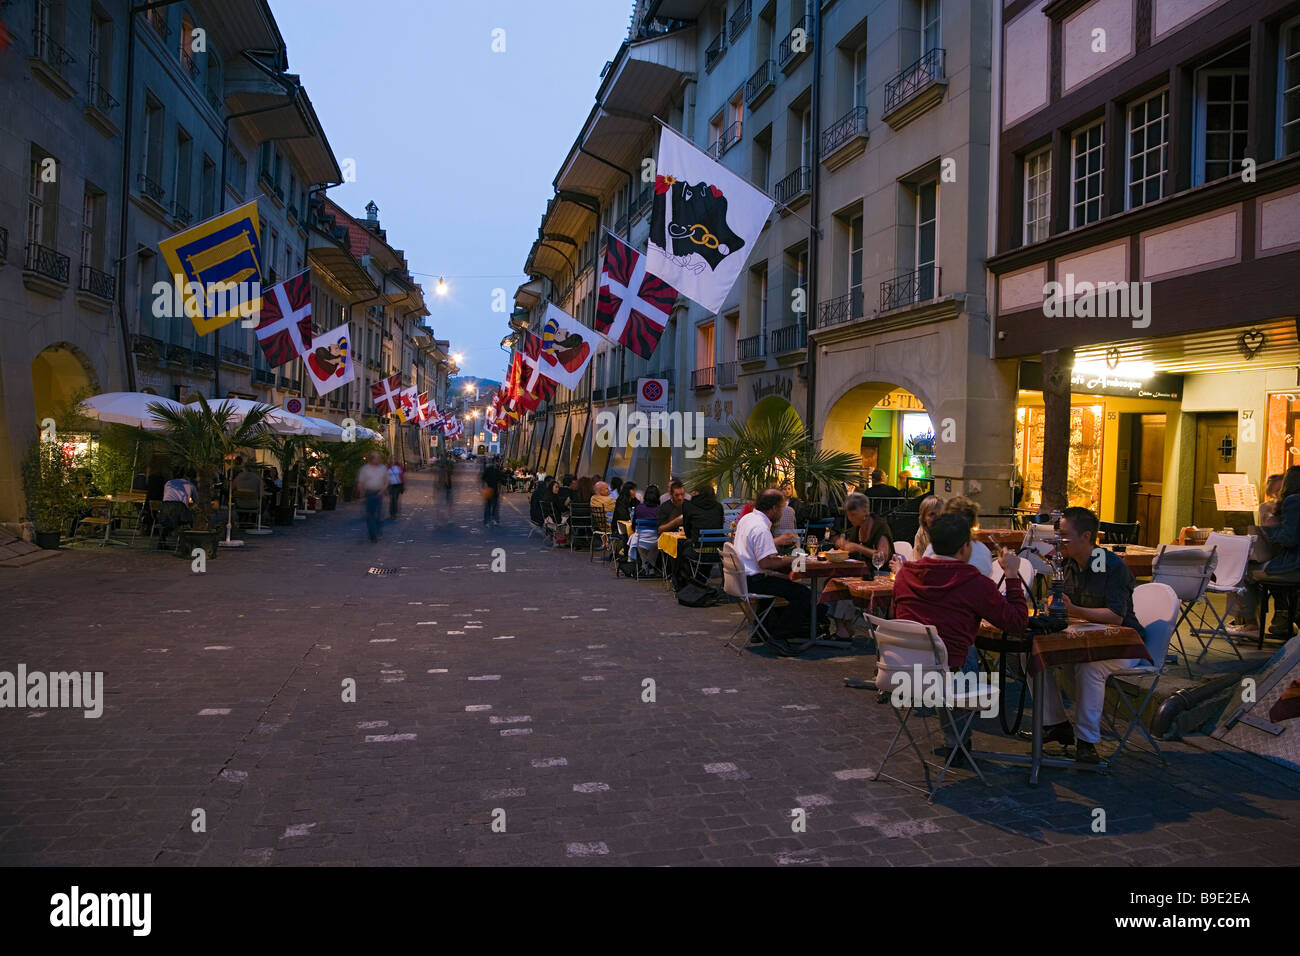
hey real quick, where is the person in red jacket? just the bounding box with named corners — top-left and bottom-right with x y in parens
top-left (891, 513), bottom-right (1029, 761)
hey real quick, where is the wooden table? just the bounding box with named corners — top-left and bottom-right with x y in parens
top-left (973, 619), bottom-right (1151, 785)
top-left (787, 558), bottom-right (876, 645)
top-left (820, 575), bottom-right (895, 615)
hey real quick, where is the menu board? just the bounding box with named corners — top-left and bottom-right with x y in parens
top-left (1214, 482), bottom-right (1258, 512)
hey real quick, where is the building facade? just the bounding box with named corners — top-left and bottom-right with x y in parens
top-left (988, 0), bottom-right (1300, 544)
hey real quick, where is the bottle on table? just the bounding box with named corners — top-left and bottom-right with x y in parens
top-left (807, 534), bottom-right (819, 558)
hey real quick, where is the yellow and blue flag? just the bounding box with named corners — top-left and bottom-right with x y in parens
top-left (158, 200), bottom-right (264, 336)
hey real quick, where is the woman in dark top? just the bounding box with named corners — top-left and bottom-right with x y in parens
top-left (612, 481), bottom-right (638, 525)
top-left (573, 476), bottom-right (594, 506)
top-left (833, 492), bottom-right (893, 560)
top-left (631, 485), bottom-right (662, 570)
top-left (1263, 466), bottom-right (1300, 574)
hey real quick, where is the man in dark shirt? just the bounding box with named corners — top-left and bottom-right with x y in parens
top-left (864, 469), bottom-right (901, 504)
top-left (682, 483), bottom-right (724, 540)
top-left (482, 459), bottom-right (503, 526)
top-left (658, 479), bottom-right (686, 532)
top-left (1040, 506), bottom-right (1144, 763)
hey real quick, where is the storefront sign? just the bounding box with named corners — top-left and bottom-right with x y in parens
top-left (752, 374), bottom-right (793, 404)
top-left (697, 399), bottom-right (735, 422)
top-left (1018, 362), bottom-right (1183, 401)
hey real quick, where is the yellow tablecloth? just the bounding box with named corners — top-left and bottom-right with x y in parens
top-left (657, 532), bottom-right (686, 558)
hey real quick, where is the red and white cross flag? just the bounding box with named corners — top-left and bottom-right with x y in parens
top-left (596, 230), bottom-right (676, 359)
top-left (254, 270), bottom-right (313, 367)
top-left (370, 373), bottom-right (403, 415)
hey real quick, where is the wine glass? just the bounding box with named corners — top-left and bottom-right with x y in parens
top-left (807, 534), bottom-right (819, 558)
top-left (872, 548), bottom-right (887, 577)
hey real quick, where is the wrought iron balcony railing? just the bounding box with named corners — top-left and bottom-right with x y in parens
top-left (884, 48), bottom-right (946, 116)
top-left (769, 323), bottom-right (807, 354)
top-left (745, 59), bottom-right (775, 105)
top-left (172, 200), bottom-right (192, 225)
top-left (180, 49), bottom-right (200, 79)
top-left (691, 366), bottom-right (716, 389)
top-left (738, 333), bottom-right (765, 361)
top-left (705, 29), bottom-right (726, 72)
top-left (778, 16), bottom-right (812, 71)
top-left (253, 369), bottom-right (275, 385)
top-left (138, 173), bottom-right (165, 203)
top-left (32, 28), bottom-right (76, 77)
top-left (79, 264), bottom-right (116, 299)
top-left (24, 243), bottom-right (70, 284)
top-left (628, 182), bottom-right (653, 221)
top-left (816, 290), bottom-right (864, 328)
top-left (206, 86), bottom-right (221, 112)
top-left (715, 360), bottom-right (739, 387)
top-left (728, 0), bottom-right (751, 42)
top-left (823, 107), bottom-right (868, 156)
top-left (773, 166), bottom-right (811, 205)
top-left (716, 121), bottom-right (742, 158)
top-left (880, 265), bottom-right (940, 312)
top-left (87, 78), bottom-right (119, 113)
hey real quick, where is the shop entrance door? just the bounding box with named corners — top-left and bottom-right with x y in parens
top-left (1127, 413), bottom-right (1165, 546)
top-left (1193, 412), bottom-right (1239, 530)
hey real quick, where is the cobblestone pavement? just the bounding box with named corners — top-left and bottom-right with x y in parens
top-left (2, 468), bottom-right (1298, 866)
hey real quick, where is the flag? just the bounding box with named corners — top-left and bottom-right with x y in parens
top-left (647, 123), bottom-right (775, 313)
top-left (533, 303), bottom-right (600, 390)
top-left (371, 373), bottom-right (403, 415)
top-left (303, 322), bottom-right (354, 397)
top-left (597, 230), bottom-right (676, 358)
top-left (395, 386), bottom-right (418, 423)
top-left (518, 335), bottom-right (556, 411)
top-left (255, 270), bottom-right (313, 368)
top-left (416, 392), bottom-right (432, 423)
top-left (158, 200), bottom-right (264, 336)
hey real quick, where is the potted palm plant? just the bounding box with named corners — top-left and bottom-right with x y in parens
top-left (147, 396), bottom-right (273, 556)
top-left (20, 439), bottom-right (84, 549)
top-left (268, 435), bottom-right (304, 525)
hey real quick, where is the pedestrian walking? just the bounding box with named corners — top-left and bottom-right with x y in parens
top-left (482, 457), bottom-right (503, 526)
top-left (357, 451), bottom-right (388, 542)
top-left (387, 459), bottom-right (405, 518)
top-left (442, 457), bottom-right (453, 504)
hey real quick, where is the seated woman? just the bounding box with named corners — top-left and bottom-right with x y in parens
top-left (630, 484), bottom-right (663, 573)
top-left (913, 494), bottom-right (944, 556)
top-left (922, 496), bottom-right (993, 575)
top-left (1241, 466), bottom-right (1300, 638)
top-left (826, 492), bottom-right (895, 637)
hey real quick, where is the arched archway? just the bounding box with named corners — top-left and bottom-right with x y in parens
top-left (31, 342), bottom-right (99, 423)
top-left (822, 379), bottom-right (938, 494)
top-left (747, 395), bottom-right (801, 429)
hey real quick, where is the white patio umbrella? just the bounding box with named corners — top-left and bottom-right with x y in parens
top-left (300, 416), bottom-right (345, 442)
top-left (185, 398), bottom-right (314, 436)
top-left (356, 426), bottom-right (382, 441)
top-left (83, 392), bottom-right (186, 430)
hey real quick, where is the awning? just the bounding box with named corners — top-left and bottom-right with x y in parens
top-left (514, 278), bottom-right (545, 310)
top-left (1072, 316), bottom-right (1299, 375)
top-left (308, 242), bottom-right (377, 299)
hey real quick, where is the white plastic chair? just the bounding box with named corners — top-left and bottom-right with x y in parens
top-left (865, 613), bottom-right (998, 801)
top-left (893, 540), bottom-right (914, 562)
top-left (1152, 545), bottom-right (1218, 677)
top-left (1102, 582), bottom-right (1180, 764)
top-left (720, 542), bottom-right (787, 653)
top-left (1190, 532), bottom-right (1253, 662)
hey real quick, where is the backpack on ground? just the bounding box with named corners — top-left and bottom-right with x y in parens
top-left (677, 583), bottom-right (724, 608)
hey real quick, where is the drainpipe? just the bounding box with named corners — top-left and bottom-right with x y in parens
top-left (805, 1), bottom-right (824, 481)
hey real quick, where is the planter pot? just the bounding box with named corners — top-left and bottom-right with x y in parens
top-left (178, 529), bottom-right (219, 559)
top-left (273, 505), bottom-right (296, 526)
top-left (35, 530), bottom-right (62, 550)
top-left (322, 493), bottom-right (338, 511)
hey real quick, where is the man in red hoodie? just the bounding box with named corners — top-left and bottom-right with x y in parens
top-left (891, 513), bottom-right (1029, 759)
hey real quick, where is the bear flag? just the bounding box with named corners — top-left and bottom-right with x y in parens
top-left (597, 230), bottom-right (676, 359)
top-left (646, 122), bottom-right (774, 314)
top-left (532, 303), bottom-right (601, 391)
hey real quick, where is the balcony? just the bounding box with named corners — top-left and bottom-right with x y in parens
top-left (713, 121), bottom-right (741, 159)
top-left (171, 200), bottom-right (192, 226)
top-left (77, 264), bottom-right (116, 303)
top-left (880, 265), bottom-right (940, 312)
top-left (777, 16), bottom-right (812, 73)
top-left (816, 291), bottom-right (863, 330)
top-left (729, 0), bottom-right (751, 42)
top-left (821, 107), bottom-right (868, 171)
top-left (691, 366), bottom-right (716, 390)
top-left (253, 369), bottom-right (275, 386)
top-left (191, 353), bottom-right (215, 375)
top-left (138, 173), bottom-right (166, 206)
top-left (716, 360), bottom-right (739, 387)
top-left (180, 49), bottom-right (200, 80)
top-left (705, 29), bottom-right (726, 73)
top-left (773, 166), bottom-right (811, 208)
top-left (83, 77), bottom-right (120, 137)
top-left (882, 48), bottom-right (947, 130)
top-left (745, 60), bottom-right (775, 108)
top-left (738, 334), bottom-right (765, 363)
top-left (29, 28), bottom-right (77, 97)
top-left (769, 323), bottom-right (807, 355)
top-left (220, 346), bottom-right (252, 367)
top-left (628, 183), bottom-right (653, 223)
top-left (604, 385), bottom-right (620, 400)
top-left (23, 243), bottom-right (71, 296)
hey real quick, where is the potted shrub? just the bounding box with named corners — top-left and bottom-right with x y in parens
top-left (267, 435), bottom-right (304, 525)
top-left (20, 439), bottom-right (84, 549)
top-left (147, 396), bottom-right (273, 556)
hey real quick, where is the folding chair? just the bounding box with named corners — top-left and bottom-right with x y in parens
top-left (568, 502), bottom-right (593, 552)
top-left (720, 542), bottom-right (788, 653)
top-left (624, 518), bottom-right (660, 579)
top-left (865, 613), bottom-right (998, 801)
top-left (233, 493), bottom-right (261, 531)
top-left (588, 507), bottom-right (612, 563)
top-left (1189, 532), bottom-right (1252, 662)
top-left (1102, 582), bottom-right (1180, 764)
top-left (687, 528), bottom-right (731, 585)
top-left (146, 500), bottom-right (163, 546)
top-left (1151, 544), bottom-right (1217, 678)
top-left (893, 540), bottom-right (915, 562)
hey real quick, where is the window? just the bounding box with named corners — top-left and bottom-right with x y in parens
top-left (1023, 147), bottom-right (1051, 243)
top-left (758, 265), bottom-right (769, 341)
top-left (849, 214), bottom-right (864, 317)
top-left (1070, 120), bottom-right (1104, 227)
top-left (1194, 45), bottom-right (1249, 185)
top-left (1280, 19), bottom-right (1300, 157)
top-left (791, 245), bottom-right (809, 321)
top-left (1127, 89), bottom-right (1168, 207)
top-left (921, 0), bottom-right (941, 55)
top-left (199, 155), bottom-right (216, 219)
top-left (853, 44), bottom-right (867, 109)
top-left (288, 173), bottom-right (297, 213)
top-left (28, 146), bottom-right (58, 248)
top-left (88, 7), bottom-right (113, 105)
top-left (173, 127), bottom-right (192, 220)
top-left (179, 13), bottom-right (196, 76)
top-left (81, 185), bottom-right (105, 269)
top-left (696, 321), bottom-right (715, 368)
top-left (33, 0), bottom-right (56, 60)
top-left (800, 107), bottom-right (812, 169)
top-left (226, 144), bottom-right (246, 197)
top-left (914, 180), bottom-right (937, 298)
top-left (709, 111), bottom-right (724, 156)
top-left (143, 93), bottom-right (164, 187)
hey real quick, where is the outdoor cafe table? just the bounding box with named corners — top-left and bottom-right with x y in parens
top-left (657, 531), bottom-right (685, 559)
top-left (787, 557), bottom-right (875, 644)
top-left (1104, 544), bottom-right (1160, 577)
top-left (820, 575), bottom-right (895, 615)
top-left (84, 494), bottom-right (144, 547)
top-left (974, 529), bottom-right (1025, 551)
top-left (972, 619), bottom-right (1152, 785)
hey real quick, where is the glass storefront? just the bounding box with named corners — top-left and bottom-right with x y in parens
top-left (1265, 391), bottom-right (1300, 478)
top-left (1014, 403), bottom-right (1105, 511)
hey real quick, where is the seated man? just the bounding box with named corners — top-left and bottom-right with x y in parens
top-left (657, 479), bottom-right (686, 533)
top-left (892, 514), bottom-right (1029, 759)
top-left (1040, 506), bottom-right (1145, 764)
top-left (677, 482), bottom-right (725, 588)
top-left (589, 481), bottom-right (617, 521)
top-left (922, 496), bottom-right (993, 575)
top-left (733, 489), bottom-right (813, 650)
top-left (158, 469), bottom-right (195, 548)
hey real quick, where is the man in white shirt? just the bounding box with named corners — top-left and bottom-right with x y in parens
top-left (356, 452), bottom-right (388, 542)
top-left (733, 489), bottom-right (810, 648)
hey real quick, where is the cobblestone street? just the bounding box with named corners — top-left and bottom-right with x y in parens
top-left (2, 468), bottom-right (1299, 866)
